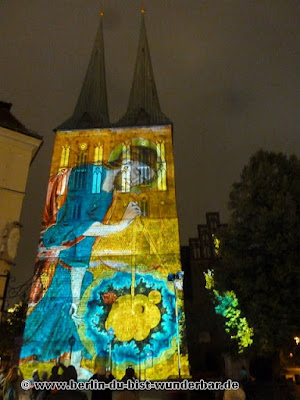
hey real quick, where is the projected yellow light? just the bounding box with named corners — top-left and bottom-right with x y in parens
top-left (105, 293), bottom-right (161, 342)
top-left (20, 126), bottom-right (189, 380)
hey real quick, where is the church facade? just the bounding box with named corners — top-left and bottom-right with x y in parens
top-left (20, 13), bottom-right (189, 380)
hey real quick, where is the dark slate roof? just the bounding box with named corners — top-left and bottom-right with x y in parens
top-left (115, 14), bottom-right (171, 127)
top-left (0, 102), bottom-right (42, 140)
top-left (55, 16), bottom-right (110, 131)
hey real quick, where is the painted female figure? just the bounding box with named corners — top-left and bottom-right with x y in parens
top-left (21, 145), bottom-right (157, 366)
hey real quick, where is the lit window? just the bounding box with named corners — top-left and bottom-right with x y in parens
top-left (75, 144), bottom-right (88, 189)
top-left (121, 144), bottom-right (131, 193)
top-left (59, 145), bottom-right (70, 169)
top-left (94, 143), bottom-right (103, 164)
top-left (156, 141), bottom-right (167, 191)
top-left (92, 166), bottom-right (102, 194)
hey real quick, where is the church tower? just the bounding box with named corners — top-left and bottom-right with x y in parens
top-left (20, 11), bottom-right (189, 380)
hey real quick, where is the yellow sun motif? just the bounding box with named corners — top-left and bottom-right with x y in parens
top-left (105, 292), bottom-right (161, 342)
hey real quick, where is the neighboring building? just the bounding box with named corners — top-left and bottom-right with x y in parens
top-left (0, 102), bottom-right (42, 316)
top-left (20, 12), bottom-right (189, 380)
top-left (181, 212), bottom-right (229, 376)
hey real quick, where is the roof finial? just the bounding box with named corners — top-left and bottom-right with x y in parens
top-left (55, 10), bottom-right (110, 130)
top-left (115, 7), bottom-right (171, 127)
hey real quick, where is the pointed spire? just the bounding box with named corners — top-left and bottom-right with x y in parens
top-left (116, 11), bottom-right (171, 127)
top-left (56, 14), bottom-right (110, 131)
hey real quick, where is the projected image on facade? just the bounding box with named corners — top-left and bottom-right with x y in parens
top-left (20, 126), bottom-right (189, 379)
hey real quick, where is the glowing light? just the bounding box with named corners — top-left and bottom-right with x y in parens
top-left (204, 269), bottom-right (214, 290)
top-left (79, 142), bottom-right (88, 151)
top-left (105, 293), bottom-right (161, 341)
top-left (94, 143), bottom-right (103, 164)
top-left (59, 145), bottom-right (70, 169)
top-left (294, 336), bottom-right (300, 345)
top-left (212, 234), bottom-right (220, 255)
top-left (20, 126), bottom-right (189, 380)
top-left (7, 302), bottom-right (23, 314)
top-left (204, 270), bottom-right (253, 352)
top-left (157, 141), bottom-right (167, 191)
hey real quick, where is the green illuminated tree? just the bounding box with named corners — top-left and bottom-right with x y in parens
top-left (215, 150), bottom-right (300, 354)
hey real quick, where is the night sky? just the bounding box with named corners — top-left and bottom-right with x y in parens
top-left (0, 0), bottom-right (299, 285)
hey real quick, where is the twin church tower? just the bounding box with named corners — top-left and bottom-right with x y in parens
top-left (20, 11), bottom-right (189, 380)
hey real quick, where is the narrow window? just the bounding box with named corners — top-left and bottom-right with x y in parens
top-left (59, 145), bottom-right (70, 169)
top-left (156, 141), bottom-right (167, 191)
top-left (92, 166), bottom-right (102, 194)
top-left (121, 143), bottom-right (131, 193)
top-left (94, 143), bottom-right (103, 164)
top-left (75, 144), bottom-right (88, 189)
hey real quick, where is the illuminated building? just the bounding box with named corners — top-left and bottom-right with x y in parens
top-left (20, 12), bottom-right (189, 379)
top-left (0, 102), bottom-right (42, 318)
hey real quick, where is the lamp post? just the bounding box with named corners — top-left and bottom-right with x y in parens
top-left (68, 335), bottom-right (76, 364)
top-left (107, 327), bottom-right (115, 372)
top-left (168, 271), bottom-right (184, 378)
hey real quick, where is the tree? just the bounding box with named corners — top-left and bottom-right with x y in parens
top-left (215, 150), bottom-right (300, 355)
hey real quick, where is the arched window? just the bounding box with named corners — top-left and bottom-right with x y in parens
top-left (156, 141), bottom-right (167, 191)
top-left (92, 166), bottom-right (102, 194)
top-left (121, 143), bottom-right (131, 193)
top-left (75, 143), bottom-right (88, 189)
top-left (94, 143), bottom-right (103, 164)
top-left (59, 145), bottom-right (70, 169)
top-left (92, 144), bottom-right (103, 193)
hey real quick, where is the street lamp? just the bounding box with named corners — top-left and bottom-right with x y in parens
top-left (168, 271), bottom-right (184, 378)
top-left (107, 327), bottom-right (115, 372)
top-left (68, 335), bottom-right (76, 363)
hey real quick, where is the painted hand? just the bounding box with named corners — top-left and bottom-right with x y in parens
top-left (37, 246), bottom-right (67, 259)
top-left (122, 201), bottom-right (141, 222)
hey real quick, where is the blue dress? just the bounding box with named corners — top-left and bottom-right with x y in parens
top-left (21, 166), bottom-right (113, 361)
top-left (21, 165), bottom-right (178, 367)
